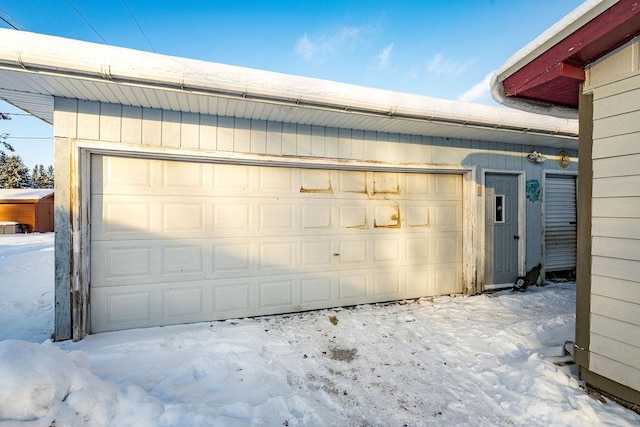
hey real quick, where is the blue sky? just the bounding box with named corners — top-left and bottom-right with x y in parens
top-left (0, 0), bottom-right (584, 169)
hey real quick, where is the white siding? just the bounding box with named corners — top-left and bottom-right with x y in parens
top-left (585, 39), bottom-right (640, 394)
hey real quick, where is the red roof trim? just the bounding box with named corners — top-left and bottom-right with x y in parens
top-left (502, 0), bottom-right (640, 107)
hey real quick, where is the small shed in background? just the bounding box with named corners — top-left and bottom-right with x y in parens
top-left (0, 189), bottom-right (54, 233)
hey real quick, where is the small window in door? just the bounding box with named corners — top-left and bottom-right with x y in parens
top-left (495, 195), bottom-right (505, 223)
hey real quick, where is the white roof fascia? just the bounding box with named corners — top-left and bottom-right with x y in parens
top-left (491, 0), bottom-right (617, 119)
top-left (0, 28), bottom-right (577, 140)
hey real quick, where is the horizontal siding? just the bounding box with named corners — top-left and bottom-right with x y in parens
top-left (591, 294), bottom-right (640, 328)
top-left (589, 68), bottom-right (640, 105)
top-left (592, 196), bottom-right (640, 218)
top-left (592, 217), bottom-right (640, 240)
top-left (593, 176), bottom-right (640, 197)
top-left (589, 353), bottom-right (640, 394)
top-left (585, 39), bottom-right (640, 396)
top-left (592, 133), bottom-right (640, 160)
top-left (592, 256), bottom-right (640, 284)
top-left (53, 98), bottom-right (577, 174)
top-left (592, 236), bottom-right (640, 261)
top-left (590, 334), bottom-right (640, 375)
top-left (591, 275), bottom-right (640, 306)
top-left (591, 313), bottom-right (640, 349)
top-left (593, 109), bottom-right (640, 140)
top-left (593, 153), bottom-right (640, 178)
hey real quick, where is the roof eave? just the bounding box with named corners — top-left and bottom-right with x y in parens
top-left (492, 0), bottom-right (640, 117)
top-left (0, 29), bottom-right (578, 147)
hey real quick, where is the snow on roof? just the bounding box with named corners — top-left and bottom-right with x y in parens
top-left (0, 189), bottom-right (53, 201)
top-left (0, 28), bottom-right (578, 142)
top-left (491, 0), bottom-right (614, 118)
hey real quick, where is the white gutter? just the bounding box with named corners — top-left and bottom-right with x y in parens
top-left (0, 28), bottom-right (577, 136)
top-left (491, 0), bottom-right (616, 119)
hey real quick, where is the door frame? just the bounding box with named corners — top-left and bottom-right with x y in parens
top-left (480, 169), bottom-right (526, 291)
top-left (541, 170), bottom-right (578, 280)
top-left (58, 138), bottom-right (479, 338)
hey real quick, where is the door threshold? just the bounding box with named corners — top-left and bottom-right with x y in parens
top-left (484, 283), bottom-right (513, 291)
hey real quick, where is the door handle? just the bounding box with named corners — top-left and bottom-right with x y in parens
top-left (513, 235), bottom-right (520, 240)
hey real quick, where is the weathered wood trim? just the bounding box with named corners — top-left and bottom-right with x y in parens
top-left (53, 137), bottom-right (71, 341)
top-left (580, 366), bottom-right (640, 408)
top-left (70, 141), bottom-right (90, 341)
top-left (462, 167), bottom-right (478, 295)
top-left (71, 139), bottom-right (473, 173)
top-left (575, 85), bottom-right (593, 368)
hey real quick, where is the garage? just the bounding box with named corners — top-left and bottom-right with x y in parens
top-left (90, 155), bottom-right (463, 332)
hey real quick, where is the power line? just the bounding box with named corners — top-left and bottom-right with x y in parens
top-left (65, 0), bottom-right (108, 44)
top-left (5, 137), bottom-right (52, 140)
top-left (0, 15), bottom-right (18, 30)
top-left (0, 8), bottom-right (25, 30)
top-left (122, 0), bottom-right (156, 53)
top-left (0, 112), bottom-right (33, 118)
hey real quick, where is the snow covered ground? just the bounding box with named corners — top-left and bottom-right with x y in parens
top-left (1, 233), bottom-right (639, 426)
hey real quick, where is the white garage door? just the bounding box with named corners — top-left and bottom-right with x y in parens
top-left (90, 155), bottom-right (463, 332)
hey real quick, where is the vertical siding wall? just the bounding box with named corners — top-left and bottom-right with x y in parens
top-left (53, 97), bottom-right (577, 271)
top-left (585, 40), bottom-right (640, 394)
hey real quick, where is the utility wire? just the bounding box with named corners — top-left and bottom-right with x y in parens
top-left (65, 0), bottom-right (108, 44)
top-left (0, 15), bottom-right (18, 30)
top-left (122, 0), bottom-right (156, 53)
top-left (0, 8), bottom-right (25, 30)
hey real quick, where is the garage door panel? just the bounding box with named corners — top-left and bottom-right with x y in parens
top-left (374, 239), bottom-right (400, 262)
top-left (214, 283), bottom-right (251, 313)
top-left (91, 155), bottom-right (464, 332)
top-left (338, 274), bottom-right (368, 300)
top-left (433, 174), bottom-right (462, 198)
top-left (259, 242), bottom-right (295, 270)
top-left (373, 172), bottom-right (400, 194)
top-left (161, 160), bottom-right (205, 190)
top-left (214, 203), bottom-right (251, 230)
top-left (374, 272), bottom-right (402, 297)
top-left (339, 205), bottom-right (368, 229)
top-left (259, 204), bottom-right (294, 230)
top-left (213, 243), bottom-right (252, 273)
top-left (433, 203), bottom-right (463, 229)
top-left (337, 170), bottom-right (367, 194)
top-left (374, 204), bottom-right (401, 228)
top-left (259, 166), bottom-right (294, 191)
top-left (162, 202), bottom-right (206, 232)
top-left (302, 204), bottom-right (332, 229)
top-left (91, 286), bottom-right (155, 332)
top-left (92, 242), bottom-right (155, 286)
top-left (162, 245), bottom-right (205, 275)
top-left (406, 238), bottom-right (430, 261)
top-left (161, 286), bottom-right (207, 320)
top-left (301, 277), bottom-right (333, 304)
top-left (213, 164), bottom-right (250, 191)
top-left (259, 280), bottom-right (295, 309)
top-left (92, 155), bottom-right (153, 194)
top-left (92, 197), bottom-right (153, 236)
top-left (337, 240), bottom-right (368, 263)
top-left (301, 240), bottom-right (333, 266)
top-left (300, 169), bottom-right (332, 193)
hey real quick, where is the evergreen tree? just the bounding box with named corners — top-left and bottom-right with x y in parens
top-left (31, 164), bottom-right (53, 188)
top-left (0, 154), bottom-right (33, 188)
top-left (44, 165), bottom-right (55, 188)
top-left (0, 131), bottom-right (13, 157)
